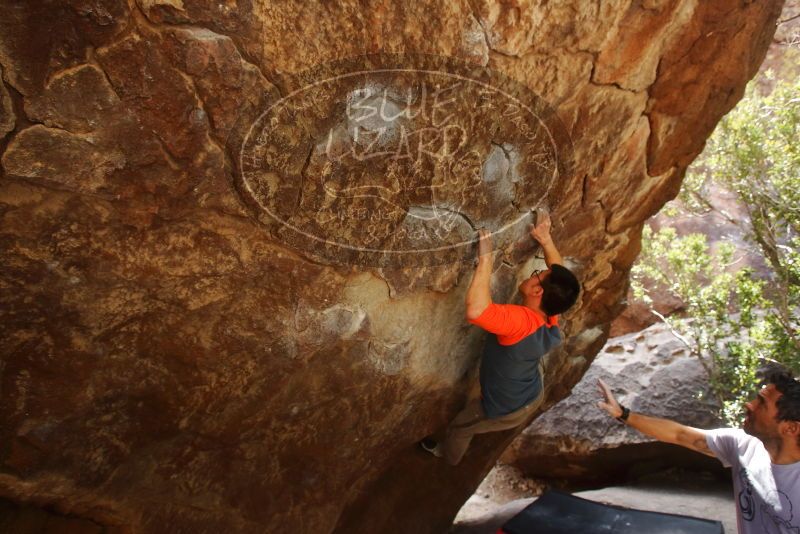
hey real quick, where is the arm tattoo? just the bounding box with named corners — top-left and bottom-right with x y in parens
top-left (691, 437), bottom-right (713, 456)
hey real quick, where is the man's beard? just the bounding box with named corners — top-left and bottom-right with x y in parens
top-left (742, 410), bottom-right (780, 446)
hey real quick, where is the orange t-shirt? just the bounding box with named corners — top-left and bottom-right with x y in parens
top-left (467, 303), bottom-right (559, 346)
top-left (468, 303), bottom-right (562, 417)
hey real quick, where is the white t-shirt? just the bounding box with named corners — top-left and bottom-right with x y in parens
top-left (706, 428), bottom-right (800, 534)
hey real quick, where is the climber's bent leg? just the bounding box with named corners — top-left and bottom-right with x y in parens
top-left (441, 372), bottom-right (546, 465)
top-left (439, 397), bottom-right (486, 465)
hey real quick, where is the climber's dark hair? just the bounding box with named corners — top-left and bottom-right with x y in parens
top-left (540, 264), bottom-right (580, 316)
top-left (766, 369), bottom-right (800, 424)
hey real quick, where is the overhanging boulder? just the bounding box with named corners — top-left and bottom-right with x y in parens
top-left (0, 1), bottom-right (783, 532)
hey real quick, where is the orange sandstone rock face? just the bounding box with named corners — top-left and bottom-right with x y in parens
top-left (0, 1), bottom-right (783, 533)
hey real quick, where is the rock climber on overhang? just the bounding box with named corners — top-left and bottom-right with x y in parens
top-left (421, 211), bottom-right (580, 465)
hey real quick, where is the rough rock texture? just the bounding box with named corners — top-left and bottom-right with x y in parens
top-left (0, 1), bottom-right (783, 533)
top-left (610, 0), bottom-right (800, 338)
top-left (0, 66), bottom-right (14, 139)
top-left (501, 323), bottom-right (724, 483)
top-left (609, 289), bottom-right (684, 337)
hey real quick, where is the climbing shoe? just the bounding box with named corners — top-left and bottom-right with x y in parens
top-left (419, 437), bottom-right (443, 458)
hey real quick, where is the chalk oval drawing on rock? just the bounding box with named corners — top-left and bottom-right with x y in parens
top-left (236, 53), bottom-right (574, 267)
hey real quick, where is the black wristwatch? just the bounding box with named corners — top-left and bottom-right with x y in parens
top-left (616, 405), bottom-right (630, 423)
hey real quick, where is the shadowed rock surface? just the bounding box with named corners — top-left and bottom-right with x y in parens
top-left (0, 1), bottom-right (784, 532)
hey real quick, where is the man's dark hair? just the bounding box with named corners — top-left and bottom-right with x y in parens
top-left (767, 370), bottom-right (800, 423)
top-left (540, 264), bottom-right (580, 316)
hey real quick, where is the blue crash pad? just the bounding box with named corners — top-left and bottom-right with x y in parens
top-left (501, 489), bottom-right (725, 534)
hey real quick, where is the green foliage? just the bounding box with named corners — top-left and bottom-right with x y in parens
top-left (635, 75), bottom-right (800, 426)
top-left (632, 228), bottom-right (767, 425)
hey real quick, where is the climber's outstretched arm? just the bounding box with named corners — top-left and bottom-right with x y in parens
top-left (530, 211), bottom-right (563, 267)
top-left (465, 229), bottom-right (494, 320)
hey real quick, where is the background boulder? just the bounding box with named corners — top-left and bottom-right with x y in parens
top-left (502, 323), bottom-right (725, 483)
